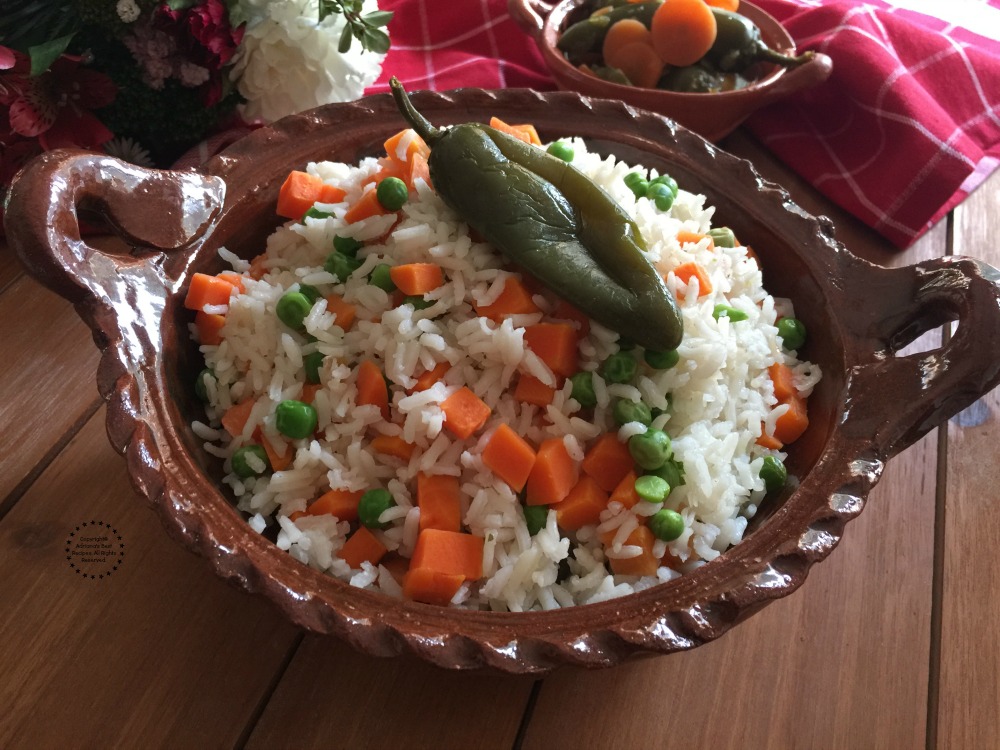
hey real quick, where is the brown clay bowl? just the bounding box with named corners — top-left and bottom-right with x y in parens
top-left (509, 0), bottom-right (833, 141)
top-left (7, 89), bottom-right (1000, 673)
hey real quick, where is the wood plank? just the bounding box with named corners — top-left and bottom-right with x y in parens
top-left (0, 408), bottom-right (301, 747)
top-left (244, 637), bottom-right (536, 748)
top-left (0, 238), bottom-right (24, 294)
top-left (521, 139), bottom-right (944, 749)
top-left (937, 169), bottom-right (1000, 748)
top-left (0, 274), bottom-right (102, 507)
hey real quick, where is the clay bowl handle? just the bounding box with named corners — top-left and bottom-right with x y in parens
top-left (508, 0), bottom-right (557, 40)
top-left (5, 149), bottom-right (225, 312)
top-left (839, 255), bottom-right (1000, 457)
top-left (757, 52), bottom-right (834, 106)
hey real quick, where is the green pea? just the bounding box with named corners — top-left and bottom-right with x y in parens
top-left (358, 488), bottom-right (396, 529)
top-left (523, 504), bottom-right (548, 536)
top-left (713, 304), bottom-right (748, 322)
top-left (298, 283), bottom-right (322, 303)
top-left (651, 174), bottom-right (679, 197)
top-left (275, 399), bottom-right (318, 439)
top-left (403, 294), bottom-right (433, 310)
top-left (760, 455), bottom-right (787, 494)
top-left (600, 351), bottom-right (637, 384)
top-left (194, 368), bottom-right (215, 402)
top-left (650, 458), bottom-right (685, 489)
top-left (647, 181), bottom-right (675, 211)
top-left (644, 348), bottom-right (679, 369)
top-left (570, 371), bottom-right (597, 408)
top-left (324, 250), bottom-right (363, 282)
top-left (376, 176), bottom-right (409, 211)
top-left (369, 263), bottom-right (397, 292)
top-left (612, 398), bottom-right (652, 427)
top-left (333, 235), bottom-right (364, 256)
top-left (624, 171), bottom-right (649, 199)
top-left (634, 474), bottom-right (669, 502)
top-left (276, 291), bottom-right (313, 330)
top-left (303, 351), bottom-right (325, 384)
top-left (231, 444), bottom-right (269, 479)
top-left (628, 429), bottom-right (672, 470)
top-left (777, 317), bottom-right (807, 350)
top-left (546, 141), bottom-right (575, 162)
top-left (708, 226), bottom-right (736, 248)
top-left (302, 206), bottom-right (332, 221)
top-left (649, 508), bottom-right (685, 542)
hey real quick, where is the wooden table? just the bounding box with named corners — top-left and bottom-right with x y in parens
top-left (1, 131), bottom-right (997, 749)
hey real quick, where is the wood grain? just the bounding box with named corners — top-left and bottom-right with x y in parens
top-left (936, 170), bottom-right (1000, 749)
top-left (0, 240), bottom-right (24, 294)
top-left (0, 275), bottom-right (102, 508)
top-left (0, 408), bottom-right (302, 748)
top-left (244, 637), bottom-right (537, 748)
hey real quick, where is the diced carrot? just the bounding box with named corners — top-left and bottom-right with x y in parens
top-left (411, 361), bottom-right (451, 393)
top-left (222, 399), bottom-right (255, 437)
top-left (318, 183), bottom-right (347, 204)
top-left (277, 171), bottom-right (327, 220)
top-left (380, 552), bottom-right (410, 585)
top-left (482, 424), bottom-right (537, 492)
top-left (441, 386), bottom-right (491, 439)
top-left (675, 229), bottom-right (714, 249)
top-left (361, 156), bottom-right (408, 189)
top-left (307, 488), bottom-right (364, 521)
top-left (194, 310), bottom-right (226, 345)
top-left (605, 525), bottom-right (659, 577)
top-left (473, 277), bottom-right (541, 321)
top-left (755, 426), bottom-right (783, 451)
top-left (371, 434), bottom-right (416, 461)
top-left (383, 128), bottom-right (430, 164)
top-left (608, 469), bottom-right (642, 510)
top-left (408, 150), bottom-right (432, 190)
top-left (184, 272), bottom-right (238, 311)
top-left (552, 475), bottom-right (609, 530)
top-left (300, 383), bottom-right (322, 405)
top-left (581, 433), bottom-right (635, 493)
top-left (325, 293), bottom-right (357, 331)
top-left (402, 567), bottom-right (465, 605)
top-left (260, 431), bottom-right (292, 471)
top-left (356, 360), bottom-right (389, 420)
top-left (410, 528), bottom-right (484, 580)
top-left (551, 298), bottom-right (590, 338)
top-left (338, 526), bottom-right (388, 569)
top-left (216, 271), bottom-right (245, 294)
top-left (513, 373), bottom-right (556, 407)
top-left (672, 261), bottom-right (713, 298)
top-left (417, 473), bottom-right (462, 533)
top-left (288, 511), bottom-right (305, 522)
top-left (344, 185), bottom-right (392, 224)
top-left (523, 323), bottom-right (579, 378)
top-left (774, 393), bottom-right (809, 444)
top-left (249, 253), bottom-right (268, 280)
top-left (744, 245), bottom-right (759, 265)
top-left (526, 438), bottom-right (578, 506)
top-left (768, 362), bottom-right (798, 403)
top-left (488, 116), bottom-right (541, 146)
top-left (389, 263), bottom-right (444, 295)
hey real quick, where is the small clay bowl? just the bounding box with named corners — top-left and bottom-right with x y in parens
top-left (509, 0), bottom-right (833, 142)
top-left (6, 89), bottom-right (1000, 673)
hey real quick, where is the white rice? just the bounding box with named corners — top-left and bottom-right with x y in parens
top-left (191, 135), bottom-right (819, 611)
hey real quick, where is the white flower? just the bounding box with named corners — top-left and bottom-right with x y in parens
top-left (229, 0), bottom-right (387, 123)
top-left (104, 137), bottom-right (154, 168)
top-left (116, 0), bottom-right (141, 24)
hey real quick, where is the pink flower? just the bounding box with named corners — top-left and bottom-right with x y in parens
top-left (0, 46), bottom-right (116, 152)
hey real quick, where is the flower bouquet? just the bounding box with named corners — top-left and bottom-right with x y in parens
top-left (0, 0), bottom-right (391, 189)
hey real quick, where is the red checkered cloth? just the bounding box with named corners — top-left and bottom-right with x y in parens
top-left (747, 0), bottom-right (1000, 247)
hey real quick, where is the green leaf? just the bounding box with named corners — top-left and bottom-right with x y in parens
top-left (338, 22), bottom-right (353, 53)
top-left (166, 0), bottom-right (197, 9)
top-left (361, 27), bottom-right (390, 54)
top-left (318, 0), bottom-right (340, 23)
top-left (362, 10), bottom-right (393, 28)
top-left (28, 32), bottom-right (73, 76)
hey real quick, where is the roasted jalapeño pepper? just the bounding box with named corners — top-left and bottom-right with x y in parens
top-left (388, 77), bottom-right (683, 352)
top-left (706, 8), bottom-right (815, 73)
